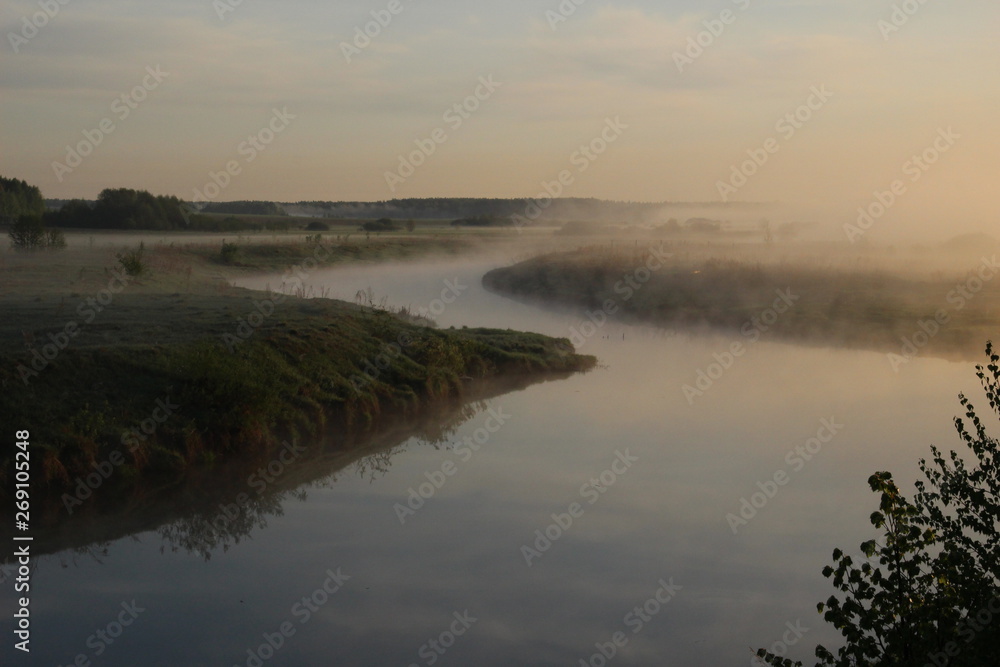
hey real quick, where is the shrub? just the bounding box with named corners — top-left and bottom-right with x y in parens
top-left (757, 342), bottom-right (1000, 666)
top-left (9, 214), bottom-right (65, 250)
top-left (116, 242), bottom-right (147, 276)
top-left (220, 240), bottom-right (240, 264)
top-left (8, 214), bottom-right (45, 249)
top-left (45, 228), bottom-right (67, 249)
top-left (306, 221), bottom-right (330, 231)
top-left (361, 218), bottom-right (397, 232)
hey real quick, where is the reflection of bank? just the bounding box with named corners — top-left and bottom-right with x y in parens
top-left (393, 405), bottom-right (511, 525)
top-left (0, 373), bottom-right (577, 565)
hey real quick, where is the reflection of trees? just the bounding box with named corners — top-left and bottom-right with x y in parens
top-left (154, 398), bottom-right (493, 558)
top-left (155, 490), bottom-right (305, 561)
top-left (351, 447), bottom-right (403, 483)
top-left (6, 373), bottom-right (571, 564)
top-left (323, 399), bottom-right (493, 486)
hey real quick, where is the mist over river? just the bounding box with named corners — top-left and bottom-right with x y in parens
top-left (3, 254), bottom-right (975, 666)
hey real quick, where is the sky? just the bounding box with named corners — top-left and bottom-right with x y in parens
top-left (1, 0), bottom-right (997, 240)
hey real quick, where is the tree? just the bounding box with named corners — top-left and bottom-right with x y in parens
top-left (46, 188), bottom-right (190, 230)
top-left (0, 176), bottom-right (45, 224)
top-left (758, 343), bottom-right (1000, 666)
top-left (9, 214), bottom-right (65, 250)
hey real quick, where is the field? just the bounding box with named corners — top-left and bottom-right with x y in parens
top-left (0, 232), bottom-right (594, 509)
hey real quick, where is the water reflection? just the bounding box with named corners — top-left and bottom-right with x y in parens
top-left (5, 374), bottom-right (570, 565)
top-left (0, 255), bottom-right (984, 666)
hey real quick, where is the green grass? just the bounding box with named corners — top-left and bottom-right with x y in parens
top-left (0, 241), bottom-right (594, 500)
top-left (0, 292), bottom-right (593, 495)
top-left (190, 235), bottom-right (476, 272)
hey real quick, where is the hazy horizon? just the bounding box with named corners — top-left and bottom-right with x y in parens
top-left (2, 0), bottom-right (997, 242)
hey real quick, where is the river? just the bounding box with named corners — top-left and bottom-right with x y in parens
top-left (3, 253), bottom-right (976, 666)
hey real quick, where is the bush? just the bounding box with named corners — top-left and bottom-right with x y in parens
top-left (45, 228), bottom-right (67, 249)
top-left (220, 240), bottom-right (240, 264)
top-left (306, 221), bottom-right (330, 232)
top-left (757, 342), bottom-right (1000, 666)
top-left (116, 242), bottom-right (147, 276)
top-left (361, 218), bottom-right (397, 232)
top-left (8, 214), bottom-right (45, 249)
top-left (8, 214), bottom-right (65, 250)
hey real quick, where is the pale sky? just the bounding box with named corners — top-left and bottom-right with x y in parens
top-left (1, 0), bottom-right (997, 239)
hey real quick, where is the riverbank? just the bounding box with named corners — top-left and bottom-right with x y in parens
top-left (0, 236), bottom-right (594, 500)
top-left (483, 243), bottom-right (1000, 361)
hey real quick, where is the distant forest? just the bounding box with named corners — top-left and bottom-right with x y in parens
top-left (0, 176), bottom-right (45, 223)
top-left (46, 189), bottom-right (190, 230)
top-left (42, 191), bottom-right (291, 232)
top-left (30, 193), bottom-right (767, 231)
top-left (200, 200), bottom-right (287, 216)
top-left (290, 197), bottom-right (764, 223)
top-left (0, 170), bottom-right (770, 232)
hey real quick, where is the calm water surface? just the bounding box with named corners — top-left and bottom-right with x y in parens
top-left (1, 255), bottom-right (976, 666)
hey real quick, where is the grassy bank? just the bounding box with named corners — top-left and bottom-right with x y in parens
top-left (483, 243), bottom-right (1000, 359)
top-left (0, 237), bottom-right (594, 500)
top-left (10, 373), bottom-right (561, 556)
top-left (190, 233), bottom-right (477, 272)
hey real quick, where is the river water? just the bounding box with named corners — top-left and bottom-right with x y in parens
top-left (3, 253), bottom-right (978, 666)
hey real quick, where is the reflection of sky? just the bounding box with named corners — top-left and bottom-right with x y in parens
top-left (2, 258), bottom-right (978, 665)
